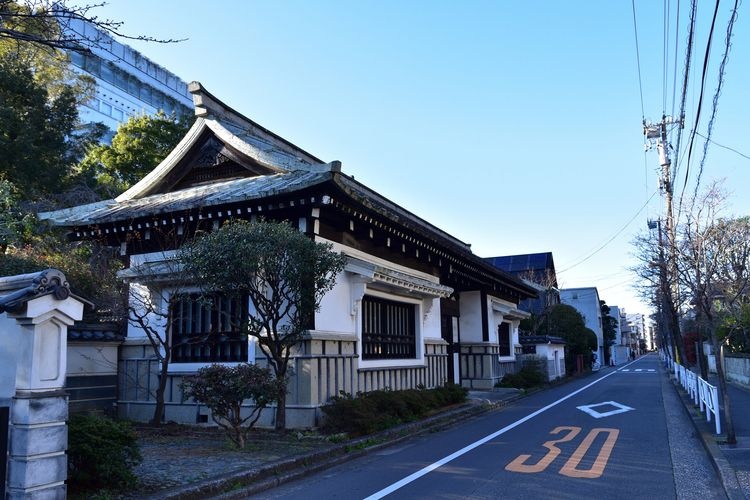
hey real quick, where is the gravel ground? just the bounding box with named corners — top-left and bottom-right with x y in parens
top-left (126, 425), bottom-right (337, 497)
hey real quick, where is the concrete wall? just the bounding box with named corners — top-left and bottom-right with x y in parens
top-left (533, 344), bottom-right (566, 380)
top-left (724, 354), bottom-right (750, 385)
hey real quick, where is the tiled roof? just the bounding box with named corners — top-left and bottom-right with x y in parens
top-left (68, 325), bottom-right (124, 342)
top-left (486, 252), bottom-right (555, 273)
top-left (519, 335), bottom-right (566, 345)
top-left (41, 170), bottom-right (333, 226)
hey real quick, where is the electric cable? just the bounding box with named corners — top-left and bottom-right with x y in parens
top-left (670, 0), bottom-right (681, 134)
top-left (691, 0), bottom-right (740, 204)
top-left (680, 0), bottom-right (721, 210)
top-left (695, 132), bottom-right (750, 161)
top-left (631, 0), bottom-right (646, 121)
top-left (558, 191), bottom-right (658, 274)
top-left (661, 0), bottom-right (669, 116)
top-left (671, 0), bottom-right (697, 192)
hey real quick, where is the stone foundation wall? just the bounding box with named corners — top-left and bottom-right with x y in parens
top-left (460, 343), bottom-right (516, 389)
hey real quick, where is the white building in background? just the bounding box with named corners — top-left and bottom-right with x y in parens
top-left (609, 306), bottom-right (630, 365)
top-left (560, 287), bottom-right (604, 364)
top-left (646, 319), bottom-right (656, 350)
top-left (58, 13), bottom-right (193, 141)
top-left (627, 313), bottom-right (646, 353)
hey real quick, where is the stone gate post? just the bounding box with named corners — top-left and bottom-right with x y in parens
top-left (0, 270), bottom-right (84, 499)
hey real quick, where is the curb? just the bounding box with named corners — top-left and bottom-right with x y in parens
top-left (666, 372), bottom-right (746, 500)
top-left (146, 393), bottom-right (525, 499)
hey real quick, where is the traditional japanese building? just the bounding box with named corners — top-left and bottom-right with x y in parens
top-left (41, 82), bottom-right (536, 427)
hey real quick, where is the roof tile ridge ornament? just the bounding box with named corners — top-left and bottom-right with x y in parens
top-left (0, 269), bottom-right (76, 313)
top-left (188, 81), bottom-right (324, 166)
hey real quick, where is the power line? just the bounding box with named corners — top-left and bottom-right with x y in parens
top-left (695, 132), bottom-right (750, 161)
top-left (671, 0), bottom-right (698, 197)
top-left (680, 0), bottom-right (721, 208)
top-left (669, 0), bottom-right (681, 121)
top-left (661, 0), bottom-right (670, 115)
top-left (631, 0), bottom-right (646, 120)
top-left (692, 0), bottom-right (740, 204)
top-left (558, 191), bottom-right (658, 274)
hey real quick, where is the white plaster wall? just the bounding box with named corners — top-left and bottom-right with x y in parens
top-left (459, 291), bottom-right (483, 342)
top-left (126, 282), bottom-right (164, 340)
top-left (0, 312), bottom-right (20, 398)
top-left (67, 344), bottom-right (119, 376)
top-left (422, 297), bottom-right (441, 341)
top-left (491, 310), bottom-right (503, 345)
top-left (315, 237), bottom-right (446, 344)
top-left (536, 343), bottom-right (564, 361)
top-left (315, 269), bottom-right (356, 334)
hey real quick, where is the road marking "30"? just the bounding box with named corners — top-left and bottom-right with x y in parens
top-left (505, 426), bottom-right (619, 479)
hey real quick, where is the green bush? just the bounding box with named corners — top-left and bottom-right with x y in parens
top-left (496, 365), bottom-right (547, 390)
top-left (321, 384), bottom-right (467, 436)
top-left (181, 363), bottom-right (283, 449)
top-left (67, 414), bottom-right (142, 494)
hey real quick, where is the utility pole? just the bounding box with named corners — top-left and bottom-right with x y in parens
top-left (644, 115), bottom-right (686, 363)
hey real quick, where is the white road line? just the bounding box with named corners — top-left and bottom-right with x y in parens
top-left (363, 359), bottom-right (642, 499)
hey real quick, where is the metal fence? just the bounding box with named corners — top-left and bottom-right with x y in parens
top-left (661, 351), bottom-right (721, 434)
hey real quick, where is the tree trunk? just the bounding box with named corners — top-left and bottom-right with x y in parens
top-left (697, 329), bottom-right (708, 380)
top-left (151, 355), bottom-right (169, 426)
top-left (713, 339), bottom-right (736, 444)
top-left (274, 361), bottom-right (288, 431)
top-left (275, 389), bottom-right (287, 430)
top-left (667, 297), bottom-right (686, 364)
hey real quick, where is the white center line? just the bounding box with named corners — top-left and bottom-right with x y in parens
top-left (363, 359), bottom-right (643, 499)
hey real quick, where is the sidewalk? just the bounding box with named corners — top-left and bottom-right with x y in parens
top-left (668, 364), bottom-right (750, 499)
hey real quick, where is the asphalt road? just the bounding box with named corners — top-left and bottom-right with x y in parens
top-left (250, 354), bottom-right (725, 499)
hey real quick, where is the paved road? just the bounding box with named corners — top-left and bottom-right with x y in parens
top-left (250, 354), bottom-right (725, 499)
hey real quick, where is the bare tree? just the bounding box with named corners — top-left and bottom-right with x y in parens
top-left (1, 0), bottom-right (183, 53)
top-left (120, 255), bottom-right (186, 426)
top-left (676, 181), bottom-right (738, 443)
top-left (630, 228), bottom-right (687, 362)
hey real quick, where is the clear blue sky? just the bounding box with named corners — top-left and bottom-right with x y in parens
top-left (91, 0), bottom-right (749, 316)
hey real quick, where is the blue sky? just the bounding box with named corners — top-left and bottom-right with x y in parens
top-left (91, 1), bottom-right (749, 315)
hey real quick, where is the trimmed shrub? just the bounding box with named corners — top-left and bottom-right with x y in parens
top-left (181, 363), bottom-right (283, 448)
top-left (496, 365), bottom-right (546, 390)
top-left (67, 414), bottom-right (142, 494)
top-left (321, 384), bottom-right (467, 436)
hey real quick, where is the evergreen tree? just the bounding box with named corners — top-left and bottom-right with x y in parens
top-left (74, 112), bottom-right (192, 197)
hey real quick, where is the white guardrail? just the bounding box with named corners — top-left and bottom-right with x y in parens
top-left (662, 353), bottom-right (721, 435)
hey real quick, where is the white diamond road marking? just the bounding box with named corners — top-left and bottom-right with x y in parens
top-left (577, 401), bottom-right (635, 419)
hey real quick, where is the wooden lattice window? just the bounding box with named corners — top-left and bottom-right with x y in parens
top-left (498, 322), bottom-right (511, 357)
top-left (170, 292), bottom-right (248, 363)
top-left (362, 296), bottom-right (416, 360)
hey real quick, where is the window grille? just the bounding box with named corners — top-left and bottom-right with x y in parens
top-left (170, 293), bottom-right (248, 363)
top-left (498, 322), bottom-right (511, 357)
top-left (362, 296), bottom-right (416, 360)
